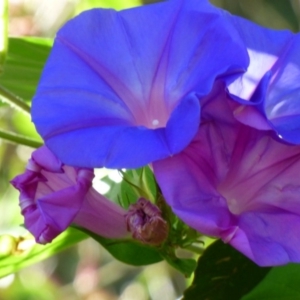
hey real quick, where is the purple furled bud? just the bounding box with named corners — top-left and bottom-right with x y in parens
top-left (11, 146), bottom-right (128, 244)
top-left (125, 198), bottom-right (168, 246)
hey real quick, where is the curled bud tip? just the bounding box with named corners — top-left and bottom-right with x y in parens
top-left (125, 198), bottom-right (169, 246)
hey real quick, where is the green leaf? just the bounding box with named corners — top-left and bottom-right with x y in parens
top-left (77, 227), bottom-right (163, 266)
top-left (0, 227), bottom-right (87, 278)
top-left (265, 0), bottom-right (299, 32)
top-left (75, 0), bottom-right (142, 12)
top-left (0, 37), bottom-right (52, 102)
top-left (183, 240), bottom-right (271, 300)
top-left (242, 264), bottom-right (300, 300)
top-left (120, 167), bottom-right (156, 207)
top-left (103, 167), bottom-right (157, 209)
top-left (0, 0), bottom-right (8, 72)
top-left (210, 0), bottom-right (298, 31)
top-left (163, 254), bottom-right (196, 278)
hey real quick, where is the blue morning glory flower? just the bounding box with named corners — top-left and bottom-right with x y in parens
top-left (32, 0), bottom-right (248, 168)
top-left (228, 15), bottom-right (300, 144)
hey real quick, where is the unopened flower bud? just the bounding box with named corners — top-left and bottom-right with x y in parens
top-left (125, 198), bottom-right (168, 246)
top-left (11, 146), bottom-right (128, 244)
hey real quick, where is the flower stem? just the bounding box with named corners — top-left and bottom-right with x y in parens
top-left (0, 85), bottom-right (31, 114)
top-left (0, 129), bottom-right (42, 148)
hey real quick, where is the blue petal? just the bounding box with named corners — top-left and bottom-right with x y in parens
top-left (32, 0), bottom-right (248, 168)
top-left (228, 15), bottom-right (300, 144)
top-left (44, 94), bottom-right (201, 169)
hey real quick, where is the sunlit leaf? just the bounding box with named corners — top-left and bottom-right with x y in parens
top-left (75, 0), bottom-right (142, 13)
top-left (183, 240), bottom-right (271, 300)
top-left (0, 0), bottom-right (8, 72)
top-left (0, 37), bottom-right (52, 102)
top-left (120, 167), bottom-right (156, 207)
top-left (242, 264), bottom-right (300, 299)
top-left (103, 166), bottom-right (157, 209)
top-left (0, 227), bottom-right (87, 278)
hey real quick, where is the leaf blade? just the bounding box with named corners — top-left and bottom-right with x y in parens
top-left (183, 240), bottom-right (271, 300)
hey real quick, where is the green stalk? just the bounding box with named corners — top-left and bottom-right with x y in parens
top-left (0, 85), bottom-right (31, 114)
top-left (0, 129), bottom-right (42, 148)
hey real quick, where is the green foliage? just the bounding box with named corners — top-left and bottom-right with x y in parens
top-left (0, 228), bottom-right (87, 279)
top-left (266, 0), bottom-right (299, 31)
top-left (78, 226), bottom-right (198, 277)
top-left (183, 240), bottom-right (271, 300)
top-left (120, 167), bottom-right (156, 207)
top-left (76, 227), bottom-right (163, 266)
top-left (75, 0), bottom-right (142, 13)
top-left (162, 253), bottom-right (196, 278)
top-left (242, 264), bottom-right (300, 299)
top-left (0, 37), bottom-right (52, 102)
top-left (12, 110), bottom-right (42, 140)
top-left (102, 166), bottom-right (156, 208)
top-left (0, 0), bottom-right (8, 72)
top-left (0, 129), bottom-right (42, 148)
top-left (210, 0), bottom-right (299, 32)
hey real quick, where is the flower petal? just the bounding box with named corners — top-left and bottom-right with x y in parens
top-left (32, 0), bottom-right (248, 168)
top-left (154, 87), bottom-right (300, 266)
top-left (11, 147), bottom-right (127, 243)
top-left (232, 211), bottom-right (300, 266)
top-left (31, 145), bottom-right (63, 172)
top-left (74, 187), bottom-right (128, 239)
top-left (228, 15), bottom-right (300, 143)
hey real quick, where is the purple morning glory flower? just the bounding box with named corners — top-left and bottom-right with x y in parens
top-left (153, 82), bottom-right (300, 266)
top-left (31, 0), bottom-right (248, 169)
top-left (11, 146), bottom-right (127, 244)
top-left (227, 15), bottom-right (300, 144)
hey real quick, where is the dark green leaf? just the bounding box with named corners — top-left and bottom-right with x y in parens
top-left (183, 240), bottom-right (271, 300)
top-left (0, 227), bottom-right (87, 278)
top-left (242, 264), bottom-right (300, 300)
top-left (0, 37), bottom-right (52, 102)
top-left (265, 0), bottom-right (299, 32)
top-left (210, 0), bottom-right (299, 31)
top-left (77, 227), bottom-right (163, 266)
